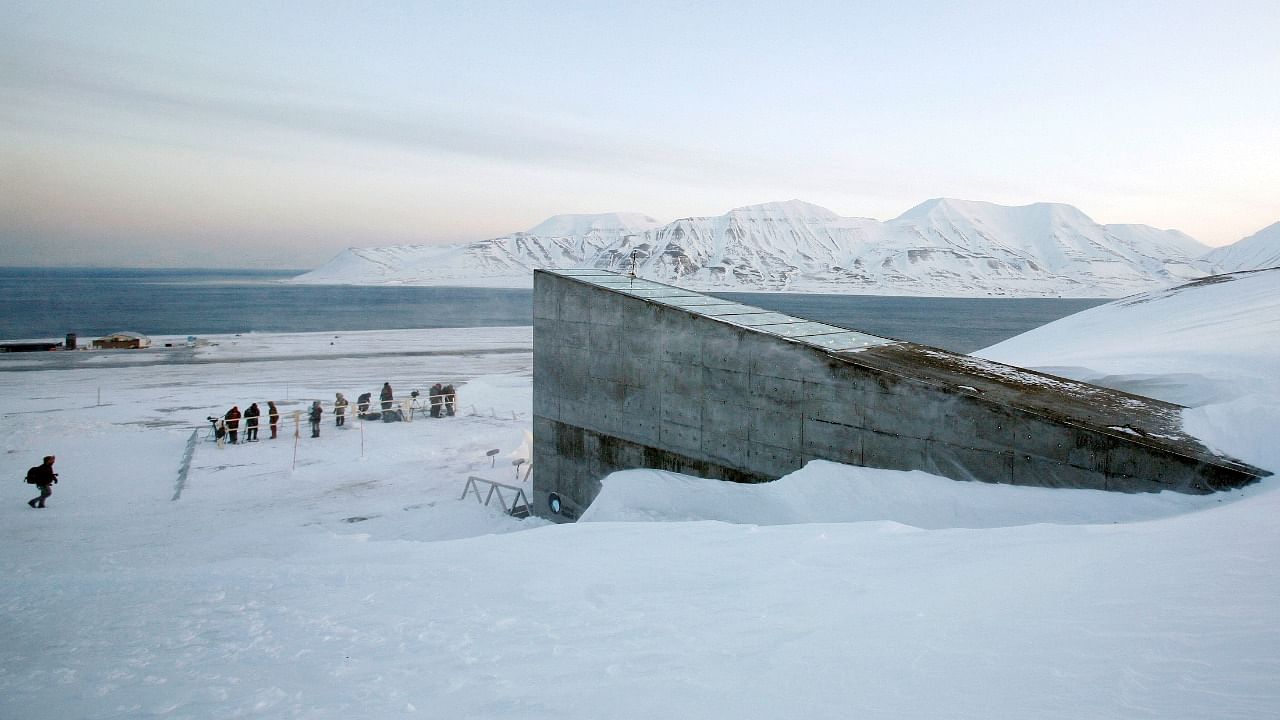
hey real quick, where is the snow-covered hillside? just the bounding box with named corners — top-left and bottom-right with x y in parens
top-left (1203, 222), bottom-right (1280, 273)
top-left (293, 198), bottom-right (1213, 297)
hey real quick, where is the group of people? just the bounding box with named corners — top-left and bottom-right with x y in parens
top-left (211, 381), bottom-right (457, 446)
top-left (214, 401), bottom-right (280, 446)
top-left (353, 381), bottom-right (399, 423)
top-left (423, 382), bottom-right (458, 418)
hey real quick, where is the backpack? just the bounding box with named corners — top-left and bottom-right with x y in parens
top-left (24, 466), bottom-right (37, 484)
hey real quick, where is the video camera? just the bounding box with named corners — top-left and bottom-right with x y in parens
top-left (410, 390), bottom-right (420, 398)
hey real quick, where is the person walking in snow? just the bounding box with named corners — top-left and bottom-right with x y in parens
top-left (268, 401), bottom-right (279, 439)
top-left (225, 405), bottom-right (241, 444)
top-left (25, 455), bottom-right (58, 509)
top-left (244, 402), bottom-right (261, 442)
top-left (309, 400), bottom-right (322, 438)
top-left (380, 382), bottom-right (394, 412)
top-left (334, 393), bottom-right (348, 427)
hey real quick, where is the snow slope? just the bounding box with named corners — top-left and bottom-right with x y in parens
top-left (977, 267), bottom-right (1280, 476)
top-left (1203, 221), bottom-right (1280, 273)
top-left (4, 271), bottom-right (1280, 718)
top-left (977, 268), bottom-right (1280, 407)
top-left (292, 198), bottom-right (1210, 297)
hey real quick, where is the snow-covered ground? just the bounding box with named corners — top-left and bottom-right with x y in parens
top-left (3, 271), bottom-right (1279, 719)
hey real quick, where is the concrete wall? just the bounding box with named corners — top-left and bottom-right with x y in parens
top-left (532, 270), bottom-right (1266, 521)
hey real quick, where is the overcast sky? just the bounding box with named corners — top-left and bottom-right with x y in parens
top-left (2, 1), bottom-right (1277, 269)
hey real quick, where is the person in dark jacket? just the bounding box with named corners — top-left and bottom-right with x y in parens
top-left (244, 402), bottom-right (261, 442)
top-left (268, 401), bottom-right (279, 439)
top-left (309, 400), bottom-right (322, 438)
top-left (443, 384), bottom-right (457, 416)
top-left (334, 393), bottom-right (348, 427)
top-left (26, 455), bottom-right (57, 509)
top-left (380, 382), bottom-right (394, 412)
top-left (357, 392), bottom-right (372, 418)
top-left (225, 405), bottom-right (241, 444)
top-left (429, 383), bottom-right (444, 418)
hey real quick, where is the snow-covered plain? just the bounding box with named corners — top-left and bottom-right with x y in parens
top-left (3, 273), bottom-right (1279, 719)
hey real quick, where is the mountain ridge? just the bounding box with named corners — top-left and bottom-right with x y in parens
top-left (1203, 222), bottom-right (1280, 273)
top-left (293, 199), bottom-right (1271, 297)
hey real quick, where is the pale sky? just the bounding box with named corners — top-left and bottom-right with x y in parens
top-left (2, 1), bottom-right (1277, 269)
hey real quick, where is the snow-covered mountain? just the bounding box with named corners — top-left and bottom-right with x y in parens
top-left (293, 199), bottom-right (1214, 297)
top-left (293, 212), bottom-right (664, 286)
top-left (1202, 222), bottom-right (1280, 273)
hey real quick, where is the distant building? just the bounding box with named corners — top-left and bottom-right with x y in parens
top-left (93, 332), bottom-right (152, 350)
top-left (0, 342), bottom-right (61, 352)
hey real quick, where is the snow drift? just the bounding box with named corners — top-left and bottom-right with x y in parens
top-left (580, 460), bottom-right (1239, 527)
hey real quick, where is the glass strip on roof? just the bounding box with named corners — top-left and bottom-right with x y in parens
top-left (685, 303), bottom-right (770, 316)
top-left (620, 288), bottom-right (705, 299)
top-left (721, 312), bottom-right (808, 327)
top-left (651, 296), bottom-right (741, 307)
top-left (553, 269), bottom-right (618, 277)
top-left (548, 269), bottom-right (894, 350)
top-left (804, 332), bottom-right (893, 351)
top-left (588, 279), bottom-right (670, 291)
top-left (753, 321), bottom-right (849, 338)
top-left (650, 295), bottom-right (742, 307)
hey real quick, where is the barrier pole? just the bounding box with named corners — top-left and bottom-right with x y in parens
top-left (292, 410), bottom-right (301, 471)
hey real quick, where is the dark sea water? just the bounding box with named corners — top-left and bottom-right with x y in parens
top-left (0, 268), bottom-right (533, 339)
top-left (0, 268), bottom-right (1108, 353)
top-left (717, 292), bottom-right (1109, 353)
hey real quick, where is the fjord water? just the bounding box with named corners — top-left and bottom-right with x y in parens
top-left (717, 292), bottom-right (1108, 353)
top-left (0, 268), bottom-right (533, 339)
top-left (0, 268), bottom-right (1107, 353)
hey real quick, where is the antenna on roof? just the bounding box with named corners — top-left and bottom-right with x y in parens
top-left (629, 249), bottom-right (640, 285)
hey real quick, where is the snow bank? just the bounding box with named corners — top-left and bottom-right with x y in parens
top-left (581, 460), bottom-right (1252, 528)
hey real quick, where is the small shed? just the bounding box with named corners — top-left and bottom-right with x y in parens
top-left (93, 331), bottom-right (152, 350)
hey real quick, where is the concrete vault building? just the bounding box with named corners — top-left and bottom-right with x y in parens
top-left (532, 269), bottom-right (1267, 521)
